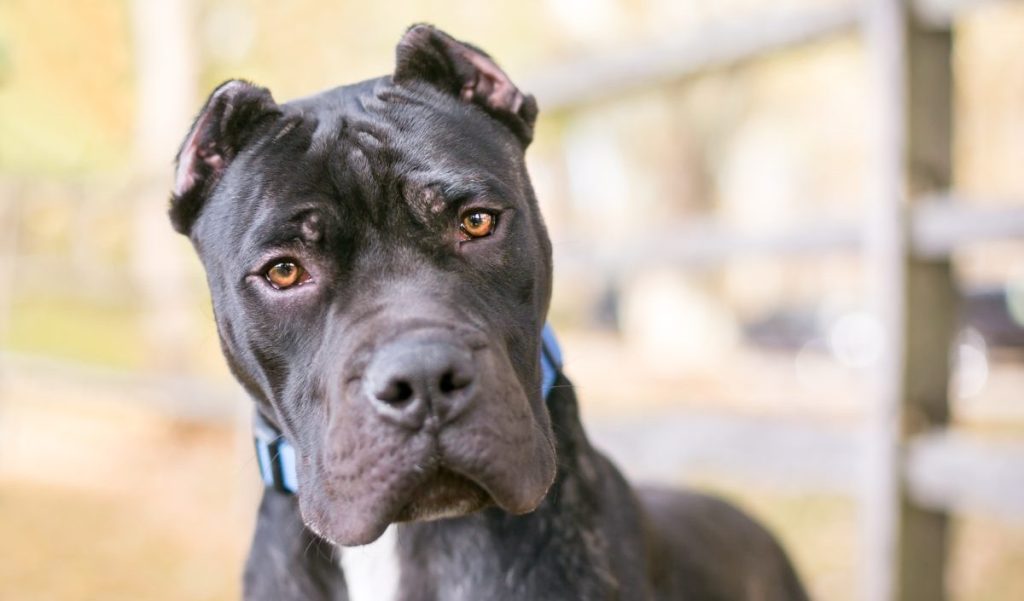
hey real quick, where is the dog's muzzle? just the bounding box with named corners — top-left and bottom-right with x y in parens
top-left (254, 325), bottom-right (563, 545)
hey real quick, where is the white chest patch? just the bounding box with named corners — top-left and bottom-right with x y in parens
top-left (340, 525), bottom-right (400, 601)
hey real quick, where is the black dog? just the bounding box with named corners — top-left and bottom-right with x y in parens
top-left (170, 24), bottom-right (809, 601)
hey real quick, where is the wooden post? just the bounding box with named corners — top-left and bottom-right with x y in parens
top-left (863, 1), bottom-right (955, 600)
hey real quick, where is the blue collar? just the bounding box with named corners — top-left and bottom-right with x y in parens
top-left (254, 324), bottom-right (563, 495)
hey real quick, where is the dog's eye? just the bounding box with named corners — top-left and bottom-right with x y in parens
top-left (265, 261), bottom-right (310, 290)
top-left (460, 211), bottom-right (496, 239)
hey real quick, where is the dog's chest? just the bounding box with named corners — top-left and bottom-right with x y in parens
top-left (340, 525), bottom-right (401, 601)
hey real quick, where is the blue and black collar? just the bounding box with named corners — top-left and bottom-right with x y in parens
top-left (254, 324), bottom-right (563, 495)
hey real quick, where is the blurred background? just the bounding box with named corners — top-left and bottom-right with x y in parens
top-left (1, 0), bottom-right (1023, 599)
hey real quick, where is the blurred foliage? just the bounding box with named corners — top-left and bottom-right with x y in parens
top-left (0, 0), bottom-right (134, 174)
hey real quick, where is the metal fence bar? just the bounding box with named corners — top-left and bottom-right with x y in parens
top-left (905, 431), bottom-right (1024, 517)
top-left (912, 199), bottom-right (1024, 257)
top-left (552, 202), bottom-right (1024, 275)
top-left (524, 4), bottom-right (860, 111)
top-left (862, 1), bottom-right (911, 598)
top-left (2, 351), bottom-right (243, 423)
top-left (863, 1), bottom-right (958, 600)
top-left (913, 0), bottom-right (1014, 26)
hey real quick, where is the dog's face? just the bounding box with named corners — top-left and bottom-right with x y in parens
top-left (170, 25), bottom-right (556, 545)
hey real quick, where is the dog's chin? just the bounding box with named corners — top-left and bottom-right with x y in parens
top-left (313, 468), bottom-right (497, 546)
top-left (394, 468), bottom-right (493, 522)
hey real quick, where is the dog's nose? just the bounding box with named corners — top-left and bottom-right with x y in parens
top-left (364, 340), bottom-right (476, 428)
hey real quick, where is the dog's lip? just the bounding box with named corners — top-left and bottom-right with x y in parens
top-left (318, 453), bottom-right (541, 546)
top-left (457, 461), bottom-right (551, 514)
top-left (321, 462), bottom-right (489, 545)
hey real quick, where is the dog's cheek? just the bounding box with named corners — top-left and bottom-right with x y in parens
top-left (457, 349), bottom-right (556, 511)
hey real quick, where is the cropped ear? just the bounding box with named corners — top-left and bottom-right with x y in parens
top-left (170, 79), bottom-right (280, 235)
top-left (393, 24), bottom-right (538, 146)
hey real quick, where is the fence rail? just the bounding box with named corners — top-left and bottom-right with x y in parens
top-left (553, 199), bottom-right (1024, 275)
top-left (524, 4), bottom-right (860, 111)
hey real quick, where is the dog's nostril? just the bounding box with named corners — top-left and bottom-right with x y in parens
top-left (439, 369), bottom-right (472, 394)
top-left (378, 379), bottom-right (415, 404)
top-left (394, 381), bottom-right (414, 402)
top-left (365, 340), bottom-right (477, 424)
top-left (439, 371), bottom-right (456, 394)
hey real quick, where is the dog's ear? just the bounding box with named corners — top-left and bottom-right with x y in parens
top-left (393, 24), bottom-right (538, 146)
top-left (170, 80), bottom-right (280, 235)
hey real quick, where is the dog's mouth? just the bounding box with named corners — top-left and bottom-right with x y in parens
top-left (394, 466), bottom-right (493, 523)
top-left (304, 430), bottom-right (556, 546)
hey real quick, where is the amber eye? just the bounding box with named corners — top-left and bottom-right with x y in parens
top-left (265, 261), bottom-right (308, 289)
top-left (460, 211), bottom-right (496, 239)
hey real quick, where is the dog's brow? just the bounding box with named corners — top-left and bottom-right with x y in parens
top-left (439, 179), bottom-right (498, 203)
top-left (248, 227), bottom-right (305, 256)
top-left (403, 178), bottom-right (496, 221)
top-left (243, 203), bottom-right (328, 252)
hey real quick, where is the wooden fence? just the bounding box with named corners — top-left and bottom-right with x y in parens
top-left (525, 1), bottom-right (1024, 600)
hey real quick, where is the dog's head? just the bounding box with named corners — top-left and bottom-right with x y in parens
top-left (170, 25), bottom-right (556, 546)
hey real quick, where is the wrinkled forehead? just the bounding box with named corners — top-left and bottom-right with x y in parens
top-left (285, 77), bottom-right (526, 194)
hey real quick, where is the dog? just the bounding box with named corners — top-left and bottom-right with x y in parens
top-left (169, 23), bottom-right (809, 601)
